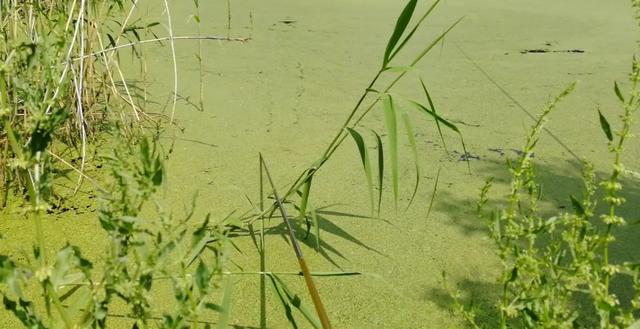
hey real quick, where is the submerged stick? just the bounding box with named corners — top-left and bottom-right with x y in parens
top-left (259, 154), bottom-right (332, 329)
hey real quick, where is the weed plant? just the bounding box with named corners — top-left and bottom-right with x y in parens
top-left (449, 3), bottom-right (640, 327)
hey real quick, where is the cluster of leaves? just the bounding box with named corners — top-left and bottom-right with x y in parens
top-left (451, 41), bottom-right (640, 329)
top-left (0, 0), bottom-right (160, 207)
top-left (0, 137), bottom-right (231, 328)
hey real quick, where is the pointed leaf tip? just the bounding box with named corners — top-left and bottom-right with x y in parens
top-left (597, 110), bottom-right (613, 142)
top-left (383, 0), bottom-right (418, 67)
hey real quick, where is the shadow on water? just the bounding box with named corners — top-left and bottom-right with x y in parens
top-left (424, 154), bottom-right (640, 327)
top-left (228, 206), bottom-right (389, 269)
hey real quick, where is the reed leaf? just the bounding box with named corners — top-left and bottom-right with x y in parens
top-left (420, 78), bottom-right (447, 151)
top-left (383, 95), bottom-right (399, 210)
top-left (310, 205), bottom-right (321, 252)
top-left (217, 278), bottom-right (233, 329)
top-left (383, 0), bottom-right (417, 68)
top-left (409, 17), bottom-right (464, 67)
top-left (389, 0), bottom-right (443, 62)
top-left (409, 99), bottom-right (470, 171)
top-left (408, 101), bottom-right (458, 133)
top-left (346, 128), bottom-right (375, 214)
top-left (402, 112), bottom-right (420, 211)
top-left (268, 274), bottom-right (322, 329)
top-left (373, 131), bottom-right (385, 217)
top-left (426, 167), bottom-right (441, 221)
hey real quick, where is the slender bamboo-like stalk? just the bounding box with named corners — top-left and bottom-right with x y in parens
top-left (162, 0), bottom-right (178, 124)
top-left (260, 154), bottom-right (332, 329)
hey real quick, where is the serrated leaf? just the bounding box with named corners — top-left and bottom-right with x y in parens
top-left (598, 109), bottom-right (613, 142)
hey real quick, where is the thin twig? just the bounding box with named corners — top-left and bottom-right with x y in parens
top-left (162, 0), bottom-right (178, 124)
top-left (74, 36), bottom-right (250, 61)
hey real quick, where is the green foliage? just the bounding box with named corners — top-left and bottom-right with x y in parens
top-left (450, 43), bottom-right (640, 328)
top-left (0, 0), bottom-right (166, 208)
top-left (0, 138), bottom-right (229, 328)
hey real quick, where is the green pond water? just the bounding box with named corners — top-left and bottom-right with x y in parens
top-left (2, 0), bottom-right (640, 328)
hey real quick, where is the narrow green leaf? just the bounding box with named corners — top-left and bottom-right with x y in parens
top-left (216, 278), bottom-right (232, 329)
top-left (346, 128), bottom-right (375, 214)
top-left (420, 78), bottom-right (447, 151)
top-left (271, 275), bottom-right (322, 329)
top-left (614, 81), bottom-right (625, 103)
top-left (383, 0), bottom-right (418, 67)
top-left (389, 0), bottom-right (443, 62)
top-left (508, 267), bottom-right (518, 282)
top-left (267, 276), bottom-right (297, 328)
top-left (409, 99), bottom-right (470, 172)
top-left (310, 205), bottom-right (321, 252)
top-left (408, 100), bottom-right (460, 133)
top-left (373, 131), bottom-right (385, 217)
top-left (409, 17), bottom-right (464, 67)
top-left (426, 167), bottom-right (441, 221)
top-left (304, 271), bottom-right (362, 277)
top-left (598, 109), bottom-right (613, 141)
top-left (383, 66), bottom-right (416, 73)
top-left (569, 195), bottom-right (585, 216)
top-left (383, 95), bottom-right (399, 210)
top-left (402, 112), bottom-right (420, 211)
top-left (195, 261), bottom-right (209, 291)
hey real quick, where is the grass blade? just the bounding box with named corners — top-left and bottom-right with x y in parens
top-left (383, 0), bottom-right (417, 67)
top-left (420, 78), bottom-right (447, 151)
top-left (346, 128), bottom-right (375, 214)
top-left (373, 131), bottom-right (385, 217)
top-left (614, 81), bottom-right (625, 103)
top-left (409, 17), bottom-right (464, 67)
top-left (267, 274), bottom-right (298, 328)
top-left (268, 274), bottom-right (322, 329)
top-left (426, 167), bottom-right (441, 221)
top-left (310, 205), bottom-right (321, 252)
top-left (217, 278), bottom-right (233, 329)
top-left (389, 0), bottom-right (443, 62)
top-left (409, 99), bottom-right (470, 171)
top-left (402, 112), bottom-right (420, 211)
top-left (383, 95), bottom-right (399, 211)
top-left (408, 101), bottom-right (459, 133)
top-left (598, 109), bottom-right (614, 142)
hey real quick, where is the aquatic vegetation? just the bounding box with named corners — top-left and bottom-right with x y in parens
top-left (0, 0), bottom-right (464, 327)
top-left (448, 6), bottom-right (640, 327)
